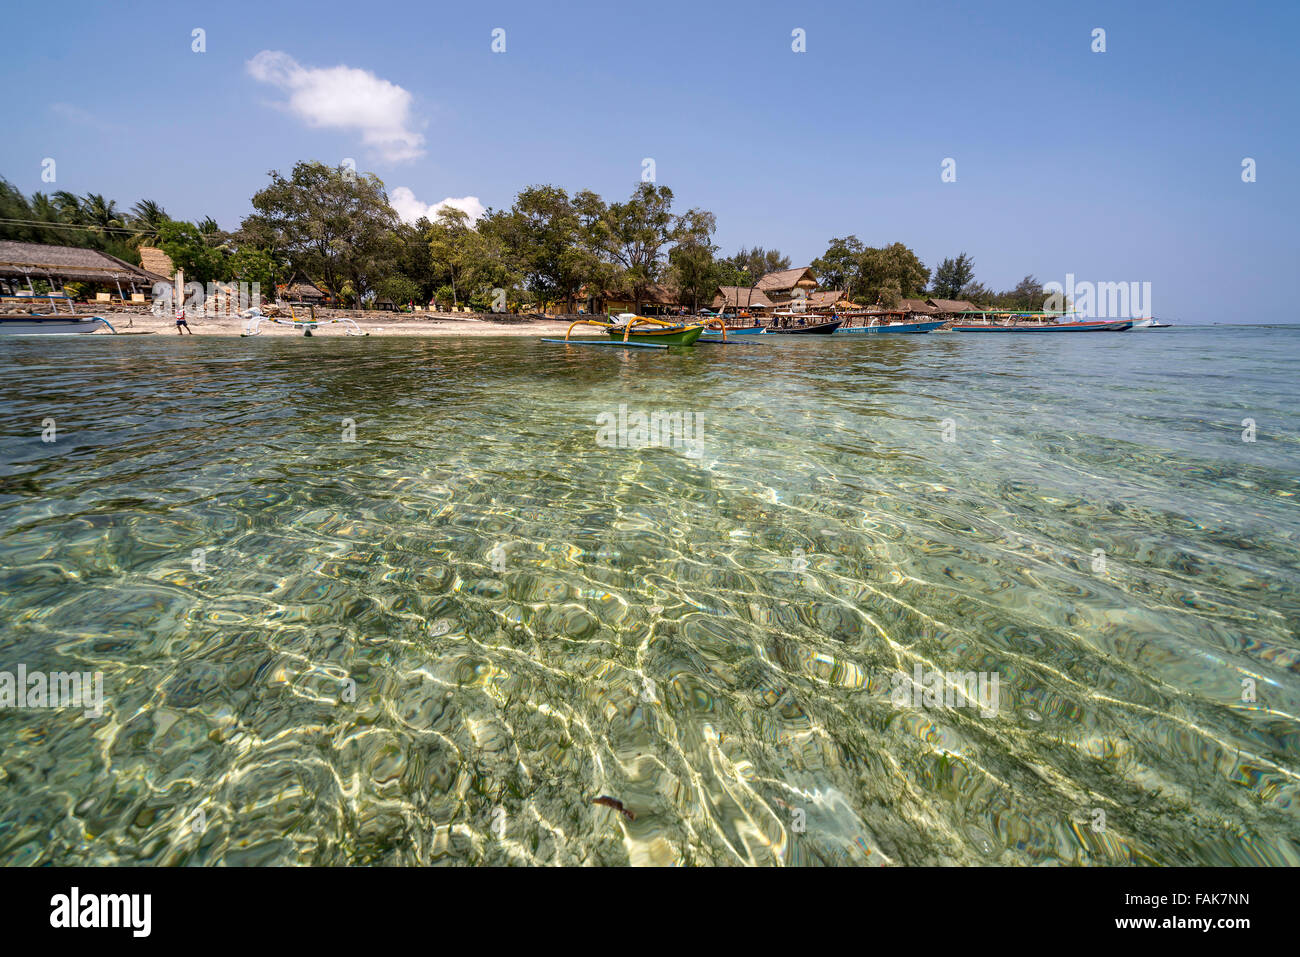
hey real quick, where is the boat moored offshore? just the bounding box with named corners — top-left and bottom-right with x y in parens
top-left (0, 315), bottom-right (116, 335)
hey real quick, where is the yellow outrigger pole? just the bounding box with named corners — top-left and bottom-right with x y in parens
top-left (561, 314), bottom-right (725, 342)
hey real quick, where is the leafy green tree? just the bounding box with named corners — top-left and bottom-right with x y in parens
top-left (157, 220), bottom-right (224, 285)
top-left (1007, 275), bottom-right (1046, 310)
top-left (249, 161), bottom-right (398, 303)
top-left (226, 247), bottom-right (274, 290)
top-left (932, 253), bottom-right (975, 299)
top-left (859, 242), bottom-right (929, 302)
top-left (375, 274), bottom-right (421, 308)
top-left (427, 207), bottom-right (489, 308)
top-left (0, 179), bottom-right (38, 242)
top-left (478, 185), bottom-right (608, 311)
top-left (603, 183), bottom-right (679, 312)
top-left (958, 281), bottom-right (993, 306)
top-left (811, 236), bottom-right (866, 296)
top-left (726, 246), bottom-right (792, 277)
top-left (668, 208), bottom-right (718, 313)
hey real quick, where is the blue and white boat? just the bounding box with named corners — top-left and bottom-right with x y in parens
top-left (836, 318), bottom-right (945, 334)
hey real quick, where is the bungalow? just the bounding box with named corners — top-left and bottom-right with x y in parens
top-left (796, 289), bottom-right (856, 312)
top-left (926, 298), bottom-right (984, 317)
top-left (281, 279), bottom-right (328, 304)
top-left (898, 298), bottom-right (939, 317)
top-left (582, 283), bottom-right (683, 316)
top-left (710, 286), bottom-right (774, 312)
top-left (0, 240), bottom-right (169, 299)
top-left (755, 266), bottom-right (818, 305)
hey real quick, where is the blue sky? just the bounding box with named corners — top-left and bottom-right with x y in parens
top-left (2, 0), bottom-right (1296, 323)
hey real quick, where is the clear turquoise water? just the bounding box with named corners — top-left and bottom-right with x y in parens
top-left (0, 327), bottom-right (1297, 865)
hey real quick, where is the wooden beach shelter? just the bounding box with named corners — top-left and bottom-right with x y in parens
top-left (926, 298), bottom-right (984, 317)
top-left (710, 286), bottom-right (774, 314)
top-left (0, 240), bottom-right (168, 302)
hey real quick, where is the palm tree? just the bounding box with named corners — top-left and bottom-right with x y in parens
top-left (82, 193), bottom-right (123, 231)
top-left (52, 190), bottom-right (85, 223)
top-left (129, 199), bottom-right (169, 244)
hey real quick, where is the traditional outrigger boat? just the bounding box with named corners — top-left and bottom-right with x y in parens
top-left (241, 307), bottom-right (368, 337)
top-left (701, 323), bottom-right (765, 336)
top-left (835, 311), bottom-right (945, 334)
top-left (953, 318), bottom-right (1132, 332)
top-left (766, 314), bottom-right (843, 334)
top-left (544, 313), bottom-right (722, 348)
top-left (0, 314), bottom-right (116, 335)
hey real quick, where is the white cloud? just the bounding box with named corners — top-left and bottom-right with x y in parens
top-left (390, 187), bottom-right (486, 225)
top-left (247, 50), bottom-right (424, 163)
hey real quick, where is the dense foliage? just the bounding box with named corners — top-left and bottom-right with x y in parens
top-left (2, 166), bottom-right (1056, 311)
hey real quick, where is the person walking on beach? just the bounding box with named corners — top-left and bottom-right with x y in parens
top-left (175, 309), bottom-right (192, 334)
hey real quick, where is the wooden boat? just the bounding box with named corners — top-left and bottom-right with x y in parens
top-left (556, 314), bottom-right (711, 346)
top-left (836, 317), bottom-right (945, 334)
top-left (0, 315), bottom-right (116, 335)
top-left (1149, 320), bottom-right (1172, 328)
top-left (701, 323), bottom-right (765, 336)
top-left (953, 319), bottom-right (1133, 333)
top-left (766, 317), bottom-right (843, 334)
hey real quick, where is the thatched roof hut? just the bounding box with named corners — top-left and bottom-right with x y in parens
top-left (927, 298), bottom-right (983, 315)
top-left (711, 286), bottom-right (774, 310)
top-left (898, 298), bottom-right (938, 315)
top-left (799, 289), bottom-right (853, 310)
top-left (0, 240), bottom-right (168, 289)
top-left (755, 267), bottom-right (817, 299)
top-left (284, 280), bottom-right (327, 302)
top-left (580, 283), bottom-right (683, 314)
top-left (138, 246), bottom-right (175, 278)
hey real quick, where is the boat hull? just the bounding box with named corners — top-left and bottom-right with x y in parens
top-left (953, 320), bottom-right (1133, 332)
top-left (0, 316), bottom-right (111, 335)
top-left (701, 324), bottom-right (765, 336)
top-left (836, 320), bottom-right (945, 334)
top-left (606, 325), bottom-right (703, 346)
top-left (766, 319), bottom-right (844, 334)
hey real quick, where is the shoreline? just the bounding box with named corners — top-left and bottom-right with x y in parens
top-left (70, 312), bottom-right (578, 338)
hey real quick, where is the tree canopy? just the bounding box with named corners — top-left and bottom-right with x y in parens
top-left (2, 168), bottom-right (1064, 314)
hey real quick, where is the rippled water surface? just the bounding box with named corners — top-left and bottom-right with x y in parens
top-left (1, 327), bottom-right (1297, 866)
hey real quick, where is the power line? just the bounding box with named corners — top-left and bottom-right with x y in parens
top-left (0, 217), bottom-right (153, 236)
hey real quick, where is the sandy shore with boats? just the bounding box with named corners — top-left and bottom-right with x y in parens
top-left (66, 309), bottom-right (577, 338)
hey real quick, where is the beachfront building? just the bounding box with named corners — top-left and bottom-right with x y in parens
top-left (898, 298), bottom-right (940, 318)
top-left (281, 279), bottom-right (328, 305)
top-left (755, 266), bottom-right (818, 305)
top-left (711, 286), bottom-right (774, 314)
top-left (0, 239), bottom-right (168, 302)
top-left (580, 284), bottom-right (684, 316)
top-left (926, 298), bottom-right (984, 318)
top-left (799, 289), bottom-right (857, 312)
